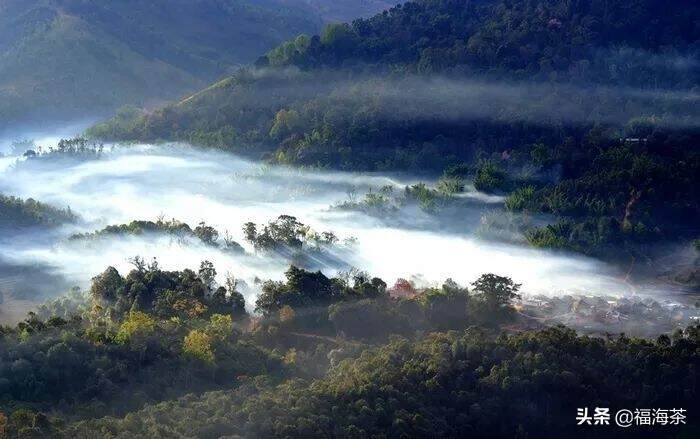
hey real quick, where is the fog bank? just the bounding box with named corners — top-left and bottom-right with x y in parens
top-left (1, 143), bottom-right (688, 317)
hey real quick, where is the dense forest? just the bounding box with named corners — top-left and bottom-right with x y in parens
top-left (0, 260), bottom-right (697, 437)
top-left (0, 194), bottom-right (75, 230)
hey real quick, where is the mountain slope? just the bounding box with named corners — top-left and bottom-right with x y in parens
top-left (0, 0), bottom-right (323, 129)
top-left (260, 0), bottom-right (699, 80)
top-left (92, 0), bottom-right (700, 151)
top-left (90, 0), bottom-right (700, 270)
top-left (295, 0), bottom-right (403, 22)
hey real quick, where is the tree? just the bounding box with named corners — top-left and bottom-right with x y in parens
top-left (223, 231), bottom-right (245, 253)
top-left (6, 410), bottom-right (56, 438)
top-left (418, 279), bottom-right (470, 330)
top-left (242, 222), bottom-right (257, 243)
top-left (194, 222), bottom-right (219, 246)
top-left (321, 231), bottom-right (338, 245)
top-left (90, 267), bottom-right (125, 305)
top-left (255, 266), bottom-right (338, 315)
top-left (199, 260), bottom-right (217, 291)
top-left (471, 274), bottom-right (521, 311)
top-left (128, 256), bottom-right (147, 272)
top-left (320, 22), bottom-right (356, 52)
top-left (183, 330), bottom-right (214, 363)
top-left (473, 161), bottom-right (507, 192)
top-left (208, 314), bottom-right (233, 341)
top-left (115, 311), bottom-right (156, 344)
top-left (270, 109), bottom-right (301, 139)
top-left (225, 274), bottom-right (247, 315)
top-left (172, 298), bottom-right (208, 319)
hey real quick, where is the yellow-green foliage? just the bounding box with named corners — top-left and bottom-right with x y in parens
top-left (183, 330), bottom-right (215, 363)
top-left (208, 314), bottom-right (233, 341)
top-left (115, 311), bottom-right (156, 344)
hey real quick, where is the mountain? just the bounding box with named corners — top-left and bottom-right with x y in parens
top-left (90, 0), bottom-right (700, 268)
top-left (91, 0), bottom-right (700, 161)
top-left (0, 0), bottom-right (324, 130)
top-left (294, 0), bottom-right (403, 22)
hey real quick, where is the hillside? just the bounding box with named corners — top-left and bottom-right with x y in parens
top-left (65, 327), bottom-right (699, 438)
top-left (296, 0), bottom-right (403, 22)
top-left (264, 0), bottom-right (698, 76)
top-left (0, 0), bottom-right (324, 130)
top-left (89, 0), bottom-right (700, 269)
top-left (0, 193), bottom-right (75, 229)
top-left (92, 0), bottom-right (700, 148)
top-left (0, 263), bottom-right (697, 437)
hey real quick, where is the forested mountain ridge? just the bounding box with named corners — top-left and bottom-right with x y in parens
top-left (90, 0), bottom-right (700, 270)
top-left (65, 326), bottom-right (700, 438)
top-left (0, 261), bottom-right (697, 437)
top-left (91, 0), bottom-right (700, 148)
top-left (0, 0), bottom-right (325, 130)
top-left (261, 0), bottom-right (698, 76)
top-left (295, 0), bottom-right (403, 23)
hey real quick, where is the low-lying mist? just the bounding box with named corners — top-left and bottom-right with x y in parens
top-left (342, 76), bottom-right (700, 129)
top-left (1, 141), bottom-right (691, 323)
top-left (217, 68), bottom-right (700, 130)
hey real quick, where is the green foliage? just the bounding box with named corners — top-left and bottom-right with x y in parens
top-left (255, 267), bottom-right (516, 341)
top-left (244, 215), bottom-right (308, 251)
top-left (0, 0), bottom-right (322, 129)
top-left (256, 266), bottom-right (386, 316)
top-left (473, 160), bottom-right (508, 192)
top-left (335, 185), bottom-right (399, 215)
top-left (0, 264), bottom-right (283, 423)
top-left (14, 137), bottom-right (105, 159)
top-left (5, 410), bottom-right (57, 439)
top-left (193, 222), bottom-right (219, 246)
top-left (299, 1), bottom-right (402, 23)
top-left (524, 215), bottom-right (647, 256)
top-left (418, 279), bottom-right (471, 330)
top-left (504, 185), bottom-right (536, 212)
top-left (115, 311), bottom-right (156, 344)
top-left (208, 314), bottom-right (234, 341)
top-left (242, 215), bottom-right (351, 270)
top-left (72, 219), bottom-right (193, 240)
top-left (61, 325), bottom-right (700, 438)
top-left (337, 182), bottom-right (463, 216)
top-left (183, 329), bottom-right (215, 363)
top-left (89, 262), bottom-right (243, 320)
top-left (71, 218), bottom-right (244, 254)
top-left (2, 258), bottom-right (697, 436)
top-left (269, 109), bottom-right (302, 139)
top-left (3, 1), bottom-right (697, 435)
top-left (90, 0), bottom-right (699, 168)
top-left (0, 194), bottom-right (76, 229)
top-left (471, 273), bottom-right (521, 311)
top-left (530, 143), bottom-right (552, 167)
top-left (510, 139), bottom-right (700, 258)
top-left (436, 175), bottom-right (464, 195)
top-left (404, 182), bottom-right (443, 213)
top-left (328, 298), bottom-right (414, 340)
